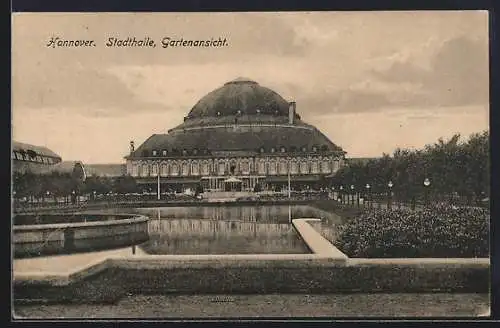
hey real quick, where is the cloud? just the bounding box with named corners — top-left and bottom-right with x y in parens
top-left (12, 66), bottom-right (170, 116)
top-left (294, 36), bottom-right (489, 117)
top-left (370, 36), bottom-right (489, 107)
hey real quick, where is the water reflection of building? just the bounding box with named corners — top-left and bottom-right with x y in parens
top-left (148, 219), bottom-right (292, 236)
top-left (144, 218), bottom-right (309, 255)
top-left (139, 205), bottom-right (321, 223)
top-left (126, 78), bottom-right (346, 192)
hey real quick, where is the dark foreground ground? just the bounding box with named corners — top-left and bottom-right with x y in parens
top-left (14, 293), bottom-right (490, 319)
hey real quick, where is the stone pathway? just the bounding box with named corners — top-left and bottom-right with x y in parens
top-left (13, 293), bottom-right (490, 318)
top-left (13, 246), bottom-right (146, 274)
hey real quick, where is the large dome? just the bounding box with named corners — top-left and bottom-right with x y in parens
top-left (129, 78), bottom-right (344, 158)
top-left (187, 77), bottom-right (291, 118)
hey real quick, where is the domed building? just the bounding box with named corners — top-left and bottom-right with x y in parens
top-left (125, 78), bottom-right (346, 192)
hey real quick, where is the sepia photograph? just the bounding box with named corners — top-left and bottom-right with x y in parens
top-left (11, 11), bottom-right (490, 319)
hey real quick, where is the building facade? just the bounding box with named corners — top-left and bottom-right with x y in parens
top-left (125, 78), bottom-right (346, 192)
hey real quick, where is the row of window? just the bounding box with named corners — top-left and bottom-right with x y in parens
top-left (12, 151), bottom-right (59, 165)
top-left (129, 160), bottom-right (339, 177)
top-left (143, 145), bottom-right (332, 157)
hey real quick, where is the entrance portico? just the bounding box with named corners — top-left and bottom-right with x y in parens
top-left (201, 175), bottom-right (266, 192)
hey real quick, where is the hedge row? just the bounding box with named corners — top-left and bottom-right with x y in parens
top-left (335, 205), bottom-right (489, 258)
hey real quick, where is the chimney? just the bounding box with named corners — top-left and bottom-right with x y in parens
top-left (288, 101), bottom-right (296, 124)
top-left (130, 141), bottom-right (135, 154)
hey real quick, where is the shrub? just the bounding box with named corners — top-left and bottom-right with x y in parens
top-left (335, 205), bottom-right (489, 258)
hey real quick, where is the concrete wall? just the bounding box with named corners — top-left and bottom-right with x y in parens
top-left (13, 256), bottom-right (489, 304)
top-left (13, 215), bottom-right (149, 257)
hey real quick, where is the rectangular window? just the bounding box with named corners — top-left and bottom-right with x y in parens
top-left (152, 150), bottom-right (157, 156)
top-left (162, 150), bottom-right (167, 156)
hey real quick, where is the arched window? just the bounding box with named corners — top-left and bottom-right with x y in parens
top-left (279, 161), bottom-right (288, 174)
top-left (290, 161), bottom-right (299, 174)
top-left (280, 147), bottom-right (286, 153)
top-left (161, 163), bottom-right (168, 176)
top-left (258, 160), bottom-right (266, 174)
top-left (162, 150), bottom-right (167, 156)
top-left (310, 161), bottom-right (319, 174)
top-left (191, 162), bottom-right (199, 176)
top-left (299, 161), bottom-right (308, 174)
top-left (240, 161), bottom-right (250, 174)
top-left (271, 147), bottom-right (276, 153)
top-left (151, 163), bottom-right (159, 176)
top-left (181, 162), bottom-right (189, 176)
top-left (141, 163), bottom-right (149, 176)
top-left (312, 146), bottom-right (318, 153)
top-left (152, 150), bottom-right (158, 156)
top-left (218, 162), bottom-right (225, 175)
top-left (321, 160), bottom-right (331, 174)
top-left (201, 162), bottom-right (209, 175)
top-left (182, 149), bottom-right (188, 156)
top-left (131, 164), bottom-right (139, 177)
top-left (171, 163), bottom-right (179, 176)
top-left (269, 161), bottom-right (277, 175)
top-left (259, 147), bottom-right (265, 153)
top-left (333, 160), bottom-right (340, 172)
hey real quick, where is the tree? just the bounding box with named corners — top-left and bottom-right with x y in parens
top-left (113, 175), bottom-right (138, 194)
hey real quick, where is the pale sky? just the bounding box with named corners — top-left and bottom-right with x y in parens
top-left (12, 11), bottom-right (489, 164)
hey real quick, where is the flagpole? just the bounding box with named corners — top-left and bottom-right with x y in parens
top-left (288, 164), bottom-right (291, 224)
top-left (157, 163), bottom-right (161, 201)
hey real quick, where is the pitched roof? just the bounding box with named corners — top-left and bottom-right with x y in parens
top-left (130, 125), bottom-right (344, 158)
top-left (12, 141), bottom-right (61, 159)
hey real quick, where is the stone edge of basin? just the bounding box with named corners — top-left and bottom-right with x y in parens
top-left (291, 218), bottom-right (348, 260)
top-left (13, 217), bottom-right (490, 286)
top-left (13, 214), bottom-right (149, 231)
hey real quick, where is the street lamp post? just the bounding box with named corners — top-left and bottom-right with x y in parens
top-left (365, 184), bottom-right (371, 208)
top-left (350, 185), bottom-right (355, 206)
top-left (387, 181), bottom-right (393, 210)
top-left (423, 178), bottom-right (431, 207)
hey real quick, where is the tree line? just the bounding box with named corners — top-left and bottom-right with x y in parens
top-left (331, 130), bottom-right (489, 204)
top-left (12, 172), bottom-right (138, 203)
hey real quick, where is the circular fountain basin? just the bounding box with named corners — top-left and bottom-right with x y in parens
top-left (13, 213), bottom-right (149, 258)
